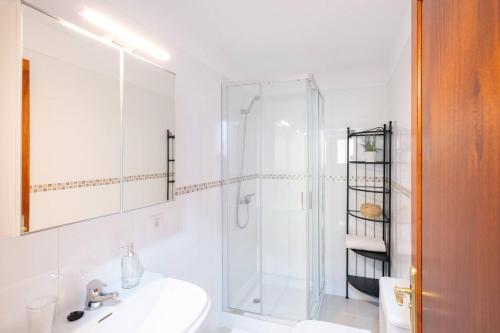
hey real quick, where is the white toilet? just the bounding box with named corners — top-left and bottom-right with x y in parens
top-left (379, 277), bottom-right (411, 333)
top-left (292, 320), bottom-right (369, 333)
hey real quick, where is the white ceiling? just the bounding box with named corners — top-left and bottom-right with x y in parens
top-left (107, 0), bottom-right (410, 78)
top-left (29, 0), bottom-right (411, 80)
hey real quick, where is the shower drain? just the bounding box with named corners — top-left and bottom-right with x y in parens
top-left (252, 298), bottom-right (261, 304)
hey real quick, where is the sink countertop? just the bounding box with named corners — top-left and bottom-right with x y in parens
top-left (53, 272), bottom-right (211, 333)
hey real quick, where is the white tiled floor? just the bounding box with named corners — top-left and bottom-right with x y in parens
top-left (318, 294), bottom-right (379, 333)
top-left (221, 293), bottom-right (379, 333)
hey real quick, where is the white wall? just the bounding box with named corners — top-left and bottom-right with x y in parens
top-left (387, 37), bottom-right (412, 280)
top-left (0, 4), bottom-right (228, 333)
top-left (316, 3), bottom-right (412, 298)
top-left (0, 2), bottom-right (413, 331)
top-left (319, 81), bottom-right (389, 300)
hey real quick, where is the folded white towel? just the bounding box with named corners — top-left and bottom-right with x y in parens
top-left (345, 234), bottom-right (386, 252)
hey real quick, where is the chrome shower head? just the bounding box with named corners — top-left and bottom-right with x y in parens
top-left (240, 96), bottom-right (260, 115)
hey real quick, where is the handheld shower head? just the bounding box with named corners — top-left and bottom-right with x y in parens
top-left (236, 95), bottom-right (260, 229)
top-left (240, 96), bottom-right (260, 114)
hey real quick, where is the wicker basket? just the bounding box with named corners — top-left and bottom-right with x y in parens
top-left (360, 203), bottom-right (382, 219)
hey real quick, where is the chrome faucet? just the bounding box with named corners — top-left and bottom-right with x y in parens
top-left (239, 193), bottom-right (256, 204)
top-left (85, 280), bottom-right (119, 310)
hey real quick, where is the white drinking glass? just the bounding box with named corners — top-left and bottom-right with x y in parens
top-left (26, 295), bottom-right (57, 333)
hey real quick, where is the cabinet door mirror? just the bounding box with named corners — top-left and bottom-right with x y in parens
top-left (21, 5), bottom-right (175, 234)
top-left (22, 5), bottom-right (122, 233)
top-left (122, 53), bottom-right (175, 211)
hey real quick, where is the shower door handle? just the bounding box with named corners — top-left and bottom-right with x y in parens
top-left (301, 192), bottom-right (313, 210)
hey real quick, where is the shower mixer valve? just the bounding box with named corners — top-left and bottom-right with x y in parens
top-left (239, 193), bottom-right (255, 204)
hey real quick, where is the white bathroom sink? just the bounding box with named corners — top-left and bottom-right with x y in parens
top-left (54, 272), bottom-right (211, 333)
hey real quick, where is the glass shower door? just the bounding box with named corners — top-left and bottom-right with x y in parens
top-left (222, 76), bottom-right (324, 322)
top-left (260, 80), bottom-right (309, 320)
top-left (307, 85), bottom-right (325, 318)
top-left (224, 84), bottom-right (262, 314)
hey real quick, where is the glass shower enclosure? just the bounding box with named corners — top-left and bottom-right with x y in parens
top-left (222, 75), bottom-right (325, 322)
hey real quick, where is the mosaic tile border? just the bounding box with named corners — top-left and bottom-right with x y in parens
top-left (173, 174), bottom-right (386, 197)
top-left (31, 173), bottom-right (398, 196)
top-left (223, 174), bottom-right (259, 184)
top-left (174, 174), bottom-right (259, 196)
top-left (260, 175), bottom-right (385, 182)
top-left (324, 175), bottom-right (385, 182)
top-left (175, 180), bottom-right (222, 196)
top-left (30, 172), bottom-right (175, 193)
top-left (124, 173), bottom-right (170, 182)
top-left (30, 178), bottom-right (120, 193)
top-left (173, 175), bottom-right (408, 198)
top-left (261, 173), bottom-right (307, 181)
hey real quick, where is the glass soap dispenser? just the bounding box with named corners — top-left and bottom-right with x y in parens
top-left (121, 242), bottom-right (144, 289)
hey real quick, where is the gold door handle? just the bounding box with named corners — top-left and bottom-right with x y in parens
top-left (394, 267), bottom-right (417, 333)
top-left (394, 286), bottom-right (412, 306)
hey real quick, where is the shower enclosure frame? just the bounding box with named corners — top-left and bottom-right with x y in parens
top-left (221, 74), bottom-right (325, 324)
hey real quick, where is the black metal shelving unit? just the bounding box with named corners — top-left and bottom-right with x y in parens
top-left (346, 122), bottom-right (392, 299)
top-left (166, 129), bottom-right (175, 200)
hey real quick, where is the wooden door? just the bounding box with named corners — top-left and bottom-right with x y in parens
top-left (412, 0), bottom-right (500, 332)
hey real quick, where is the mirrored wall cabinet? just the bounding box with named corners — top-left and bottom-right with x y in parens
top-left (0, 2), bottom-right (175, 236)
